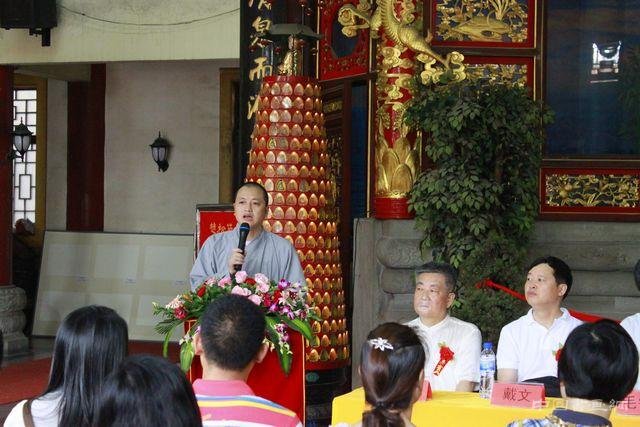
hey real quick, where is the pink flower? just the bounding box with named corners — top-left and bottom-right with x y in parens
top-left (278, 279), bottom-right (289, 290)
top-left (235, 271), bottom-right (248, 283)
top-left (218, 276), bottom-right (231, 287)
top-left (248, 294), bottom-right (261, 305)
top-left (231, 285), bottom-right (251, 296)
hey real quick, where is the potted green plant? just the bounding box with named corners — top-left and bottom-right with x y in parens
top-left (405, 74), bottom-right (553, 341)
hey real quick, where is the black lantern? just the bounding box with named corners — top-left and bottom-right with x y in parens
top-left (11, 121), bottom-right (33, 159)
top-left (150, 132), bottom-right (170, 172)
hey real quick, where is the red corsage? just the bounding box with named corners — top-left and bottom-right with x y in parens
top-left (433, 343), bottom-right (455, 376)
top-left (553, 346), bottom-right (563, 362)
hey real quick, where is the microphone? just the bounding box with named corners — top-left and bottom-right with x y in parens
top-left (234, 222), bottom-right (250, 273)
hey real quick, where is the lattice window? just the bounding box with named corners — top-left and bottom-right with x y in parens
top-left (13, 88), bottom-right (37, 224)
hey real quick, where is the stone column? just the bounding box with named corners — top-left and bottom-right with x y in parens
top-left (0, 65), bottom-right (28, 357)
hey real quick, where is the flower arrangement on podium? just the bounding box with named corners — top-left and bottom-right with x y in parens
top-left (153, 271), bottom-right (317, 375)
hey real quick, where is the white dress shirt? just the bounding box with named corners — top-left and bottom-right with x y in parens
top-left (406, 315), bottom-right (482, 391)
top-left (621, 312), bottom-right (640, 390)
top-left (497, 308), bottom-right (582, 382)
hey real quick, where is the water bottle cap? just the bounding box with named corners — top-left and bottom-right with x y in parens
top-left (482, 342), bottom-right (492, 350)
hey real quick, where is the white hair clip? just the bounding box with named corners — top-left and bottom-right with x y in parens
top-left (369, 337), bottom-right (394, 351)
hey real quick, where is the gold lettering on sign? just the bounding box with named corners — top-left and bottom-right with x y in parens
top-left (257, 0), bottom-right (272, 10)
top-left (252, 16), bottom-right (272, 33)
top-left (247, 95), bottom-right (260, 120)
top-left (249, 57), bottom-right (273, 81)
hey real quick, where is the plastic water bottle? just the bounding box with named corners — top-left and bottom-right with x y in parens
top-left (479, 342), bottom-right (496, 399)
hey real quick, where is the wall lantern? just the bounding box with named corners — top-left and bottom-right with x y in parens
top-left (150, 132), bottom-right (170, 172)
top-left (10, 121), bottom-right (33, 159)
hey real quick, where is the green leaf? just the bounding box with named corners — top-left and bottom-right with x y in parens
top-left (180, 340), bottom-right (195, 373)
top-left (283, 317), bottom-right (314, 341)
top-left (161, 320), bottom-right (181, 358)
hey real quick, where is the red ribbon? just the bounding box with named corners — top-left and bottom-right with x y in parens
top-left (433, 344), bottom-right (454, 376)
top-left (476, 278), bottom-right (616, 323)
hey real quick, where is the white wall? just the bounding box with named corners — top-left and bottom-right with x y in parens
top-left (46, 79), bottom-right (68, 230)
top-left (103, 60), bottom-right (238, 234)
top-left (0, 0), bottom-right (239, 64)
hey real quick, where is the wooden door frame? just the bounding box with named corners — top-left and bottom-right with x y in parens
top-left (219, 68), bottom-right (240, 203)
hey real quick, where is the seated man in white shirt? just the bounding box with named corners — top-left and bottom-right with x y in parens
top-left (406, 262), bottom-right (481, 392)
top-left (621, 270), bottom-right (640, 390)
top-left (497, 256), bottom-right (582, 396)
top-left (622, 312), bottom-right (640, 390)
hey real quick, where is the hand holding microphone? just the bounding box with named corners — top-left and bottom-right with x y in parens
top-left (230, 222), bottom-right (250, 274)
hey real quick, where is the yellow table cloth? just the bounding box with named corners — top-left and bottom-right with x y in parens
top-left (332, 388), bottom-right (639, 427)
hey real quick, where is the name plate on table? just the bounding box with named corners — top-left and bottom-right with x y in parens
top-left (617, 390), bottom-right (640, 415)
top-left (418, 380), bottom-right (433, 401)
top-left (490, 382), bottom-right (545, 408)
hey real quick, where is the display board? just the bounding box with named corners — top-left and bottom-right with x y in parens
top-left (33, 231), bottom-right (193, 341)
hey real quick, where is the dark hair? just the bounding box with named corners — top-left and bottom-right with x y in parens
top-left (415, 261), bottom-right (457, 292)
top-left (43, 305), bottom-right (128, 426)
top-left (95, 354), bottom-right (202, 427)
top-left (199, 294), bottom-right (266, 371)
top-left (558, 319), bottom-right (638, 402)
top-left (237, 181), bottom-right (269, 205)
top-left (360, 323), bottom-right (426, 427)
top-left (528, 256), bottom-right (573, 298)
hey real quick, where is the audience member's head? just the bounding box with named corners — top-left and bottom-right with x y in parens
top-left (525, 256), bottom-right (572, 308)
top-left (95, 354), bottom-right (202, 427)
top-left (558, 319), bottom-right (638, 403)
top-left (360, 322), bottom-right (426, 427)
top-left (413, 262), bottom-right (457, 325)
top-left (45, 305), bottom-right (128, 426)
top-left (195, 294), bottom-right (267, 375)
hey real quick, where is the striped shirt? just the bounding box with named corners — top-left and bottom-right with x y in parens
top-left (193, 379), bottom-right (302, 427)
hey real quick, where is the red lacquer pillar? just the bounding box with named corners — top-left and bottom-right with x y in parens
top-left (372, 1), bottom-right (420, 219)
top-left (0, 65), bottom-right (28, 357)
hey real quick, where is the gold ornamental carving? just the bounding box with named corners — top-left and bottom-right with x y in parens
top-left (465, 63), bottom-right (528, 86)
top-left (338, 0), bottom-right (466, 84)
top-left (435, 0), bottom-right (529, 43)
top-left (545, 174), bottom-right (639, 208)
top-left (337, 0), bottom-right (463, 208)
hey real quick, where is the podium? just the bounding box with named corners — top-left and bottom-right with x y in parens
top-left (188, 206), bottom-right (306, 422)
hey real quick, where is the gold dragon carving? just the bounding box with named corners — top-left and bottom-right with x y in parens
top-left (338, 0), bottom-right (466, 84)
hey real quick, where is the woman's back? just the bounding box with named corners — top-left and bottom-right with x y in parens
top-left (4, 305), bottom-right (128, 427)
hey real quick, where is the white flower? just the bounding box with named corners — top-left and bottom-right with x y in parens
top-left (165, 295), bottom-right (182, 309)
top-left (369, 337), bottom-right (394, 351)
top-left (254, 273), bottom-right (269, 286)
